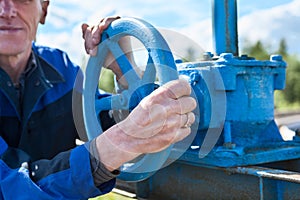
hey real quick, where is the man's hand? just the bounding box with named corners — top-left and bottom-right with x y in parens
top-left (82, 16), bottom-right (120, 56)
top-left (81, 16), bottom-right (135, 85)
top-left (96, 79), bottom-right (197, 171)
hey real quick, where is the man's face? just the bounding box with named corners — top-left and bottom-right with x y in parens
top-left (0, 0), bottom-right (45, 56)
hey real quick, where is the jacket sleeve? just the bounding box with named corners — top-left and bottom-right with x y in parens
top-left (0, 137), bottom-right (115, 200)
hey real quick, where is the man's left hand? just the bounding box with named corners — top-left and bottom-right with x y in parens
top-left (82, 16), bottom-right (120, 56)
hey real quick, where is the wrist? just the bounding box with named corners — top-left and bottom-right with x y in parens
top-left (95, 125), bottom-right (141, 172)
top-left (89, 139), bottom-right (120, 186)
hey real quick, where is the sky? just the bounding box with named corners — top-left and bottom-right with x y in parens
top-left (36, 0), bottom-right (299, 65)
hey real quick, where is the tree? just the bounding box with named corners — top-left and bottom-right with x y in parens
top-left (276, 38), bottom-right (288, 57)
top-left (242, 38), bottom-right (300, 109)
top-left (281, 55), bottom-right (300, 104)
top-left (242, 40), bottom-right (269, 60)
top-left (273, 39), bottom-right (300, 106)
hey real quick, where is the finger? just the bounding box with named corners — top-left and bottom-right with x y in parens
top-left (91, 25), bottom-right (101, 45)
top-left (161, 79), bottom-right (192, 99)
top-left (174, 126), bottom-right (192, 143)
top-left (83, 25), bottom-right (101, 56)
top-left (119, 103), bottom-right (168, 138)
top-left (125, 111), bottom-right (195, 140)
top-left (157, 112), bottom-right (195, 133)
top-left (145, 126), bottom-right (192, 153)
top-left (144, 79), bottom-right (193, 106)
top-left (94, 16), bottom-right (121, 42)
top-left (173, 96), bottom-right (197, 115)
top-left (99, 16), bottom-right (121, 31)
top-left (164, 122), bottom-right (193, 148)
top-left (82, 25), bottom-right (95, 54)
top-left (159, 96), bottom-right (196, 116)
top-left (81, 23), bottom-right (89, 39)
top-left (181, 112), bottom-right (195, 128)
top-left (87, 27), bottom-right (98, 56)
top-left (88, 16), bottom-right (121, 56)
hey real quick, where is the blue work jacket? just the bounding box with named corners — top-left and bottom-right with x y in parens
top-left (0, 43), bottom-right (115, 199)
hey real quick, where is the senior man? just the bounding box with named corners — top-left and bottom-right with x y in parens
top-left (0, 0), bottom-right (196, 199)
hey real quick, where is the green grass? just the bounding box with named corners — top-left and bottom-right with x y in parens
top-left (90, 191), bottom-right (136, 200)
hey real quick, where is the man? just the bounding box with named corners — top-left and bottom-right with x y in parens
top-left (0, 0), bottom-right (196, 199)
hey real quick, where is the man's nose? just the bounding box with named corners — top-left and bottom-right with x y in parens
top-left (0, 0), bottom-right (17, 19)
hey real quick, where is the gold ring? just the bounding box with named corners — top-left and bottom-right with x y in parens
top-left (183, 113), bottom-right (192, 128)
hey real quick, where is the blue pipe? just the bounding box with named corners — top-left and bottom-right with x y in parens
top-left (213, 0), bottom-right (239, 56)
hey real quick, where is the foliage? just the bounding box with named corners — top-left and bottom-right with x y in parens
top-left (80, 56), bottom-right (115, 94)
top-left (99, 68), bottom-right (115, 93)
top-left (276, 39), bottom-right (288, 57)
top-left (243, 40), bottom-right (269, 60)
top-left (279, 55), bottom-right (300, 105)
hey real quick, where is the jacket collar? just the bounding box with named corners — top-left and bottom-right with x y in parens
top-left (0, 50), bottom-right (65, 121)
top-left (34, 52), bottom-right (65, 85)
top-left (0, 51), bottom-right (65, 88)
top-left (19, 51), bottom-right (65, 124)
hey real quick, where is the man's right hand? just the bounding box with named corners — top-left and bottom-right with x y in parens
top-left (96, 79), bottom-right (196, 171)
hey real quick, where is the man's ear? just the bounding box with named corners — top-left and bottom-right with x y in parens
top-left (40, 1), bottom-right (49, 24)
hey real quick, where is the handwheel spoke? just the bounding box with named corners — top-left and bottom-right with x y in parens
top-left (136, 56), bottom-right (157, 97)
top-left (95, 97), bottom-right (112, 114)
top-left (141, 55), bottom-right (156, 84)
top-left (95, 94), bottom-right (129, 115)
top-left (108, 41), bottom-right (140, 83)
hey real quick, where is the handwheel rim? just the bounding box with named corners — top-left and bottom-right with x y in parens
top-left (82, 17), bottom-right (178, 181)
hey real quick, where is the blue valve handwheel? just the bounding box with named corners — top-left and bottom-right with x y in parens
top-left (82, 17), bottom-right (178, 181)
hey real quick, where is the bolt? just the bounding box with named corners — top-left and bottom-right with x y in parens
top-left (220, 53), bottom-right (233, 60)
top-left (270, 55), bottom-right (283, 62)
top-left (203, 52), bottom-right (213, 61)
top-left (240, 54), bottom-right (248, 60)
top-left (223, 142), bottom-right (236, 149)
top-left (175, 59), bottom-right (183, 64)
top-left (190, 72), bottom-right (201, 86)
